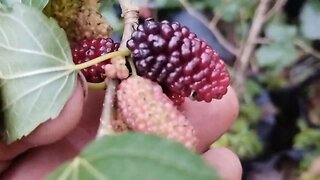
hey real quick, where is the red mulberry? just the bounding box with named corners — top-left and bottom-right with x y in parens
top-left (127, 18), bottom-right (230, 104)
top-left (72, 38), bottom-right (119, 83)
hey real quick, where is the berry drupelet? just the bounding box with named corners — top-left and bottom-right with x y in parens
top-left (127, 18), bottom-right (230, 104)
top-left (72, 38), bottom-right (119, 83)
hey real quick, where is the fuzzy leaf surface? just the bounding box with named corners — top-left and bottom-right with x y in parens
top-left (48, 133), bottom-right (218, 180)
top-left (0, 4), bottom-right (76, 143)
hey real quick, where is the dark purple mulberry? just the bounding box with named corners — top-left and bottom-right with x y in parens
top-left (127, 18), bottom-right (230, 104)
top-left (72, 38), bottom-right (119, 83)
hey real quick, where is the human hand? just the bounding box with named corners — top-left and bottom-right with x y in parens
top-left (0, 81), bottom-right (241, 180)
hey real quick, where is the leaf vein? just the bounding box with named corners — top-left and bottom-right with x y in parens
top-left (2, 70), bottom-right (74, 111)
top-left (46, 74), bottom-right (70, 113)
top-left (79, 158), bottom-right (106, 180)
top-left (0, 12), bottom-right (44, 52)
top-left (0, 43), bottom-right (67, 65)
top-left (24, 86), bottom-right (42, 118)
top-left (0, 26), bottom-right (9, 45)
top-left (56, 163), bottom-right (75, 180)
top-left (37, 15), bottom-right (70, 62)
top-left (0, 66), bottom-right (72, 80)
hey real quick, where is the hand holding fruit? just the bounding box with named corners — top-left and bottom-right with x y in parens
top-left (0, 83), bottom-right (241, 180)
top-left (0, 1), bottom-right (242, 179)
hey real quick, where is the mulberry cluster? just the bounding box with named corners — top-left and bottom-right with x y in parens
top-left (127, 18), bottom-right (230, 104)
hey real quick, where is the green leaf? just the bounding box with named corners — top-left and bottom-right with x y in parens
top-left (0, 4), bottom-right (77, 143)
top-left (255, 42), bottom-right (296, 69)
top-left (0, 0), bottom-right (48, 10)
top-left (100, 0), bottom-right (123, 33)
top-left (300, 2), bottom-right (320, 40)
top-left (206, 0), bottom-right (258, 22)
top-left (266, 23), bottom-right (297, 43)
top-left (131, 0), bottom-right (182, 9)
top-left (215, 119), bottom-right (262, 158)
top-left (309, 0), bottom-right (320, 12)
top-left (48, 133), bottom-right (218, 180)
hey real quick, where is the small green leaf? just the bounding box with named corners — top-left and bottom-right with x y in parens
top-left (0, 0), bottom-right (48, 10)
top-left (266, 23), bottom-right (297, 42)
top-left (300, 2), bottom-right (320, 40)
top-left (255, 42), bottom-right (296, 69)
top-left (100, 0), bottom-right (123, 33)
top-left (48, 133), bottom-right (218, 180)
top-left (206, 0), bottom-right (257, 22)
top-left (0, 4), bottom-right (77, 143)
top-left (215, 2), bottom-right (240, 22)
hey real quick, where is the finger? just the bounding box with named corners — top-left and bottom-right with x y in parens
top-left (0, 81), bottom-right (84, 161)
top-left (0, 161), bottom-right (10, 173)
top-left (2, 91), bottom-right (104, 179)
top-left (180, 87), bottom-right (239, 152)
top-left (63, 90), bottom-right (104, 150)
top-left (1, 138), bottom-right (78, 180)
top-left (203, 147), bottom-right (242, 180)
top-left (25, 80), bottom-right (85, 145)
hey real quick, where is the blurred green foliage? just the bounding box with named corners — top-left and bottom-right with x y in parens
top-left (101, 0), bottom-right (320, 165)
top-left (294, 120), bottom-right (320, 171)
top-left (294, 120), bottom-right (320, 150)
top-left (213, 80), bottom-right (263, 159)
top-left (300, 0), bottom-right (320, 40)
top-left (213, 119), bottom-right (263, 159)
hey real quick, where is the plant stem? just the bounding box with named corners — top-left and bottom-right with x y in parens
top-left (118, 0), bottom-right (139, 50)
top-left (96, 0), bottom-right (139, 137)
top-left (179, 0), bottom-right (240, 56)
top-left (87, 82), bottom-right (106, 90)
top-left (128, 58), bottom-right (137, 76)
top-left (73, 50), bottom-right (130, 71)
top-left (97, 79), bottom-right (118, 137)
top-left (109, 0), bottom-right (139, 78)
top-left (232, 0), bottom-right (273, 96)
top-left (294, 39), bottom-right (320, 59)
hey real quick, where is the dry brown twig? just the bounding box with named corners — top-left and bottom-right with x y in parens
top-left (265, 0), bottom-right (288, 21)
top-left (178, 0), bottom-right (283, 96)
top-left (236, 0), bottom-right (272, 74)
top-left (178, 0), bottom-right (240, 56)
top-left (178, 0), bottom-right (289, 96)
top-left (97, 0), bottom-right (139, 137)
top-left (294, 39), bottom-right (320, 59)
top-left (232, 0), bottom-right (288, 95)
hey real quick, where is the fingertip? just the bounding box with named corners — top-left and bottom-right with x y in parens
top-left (203, 147), bottom-right (242, 180)
top-left (25, 81), bottom-right (85, 146)
top-left (181, 87), bottom-right (239, 152)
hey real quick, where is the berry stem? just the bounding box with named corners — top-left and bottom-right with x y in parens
top-left (128, 58), bottom-right (137, 76)
top-left (107, 0), bottom-right (139, 79)
top-left (87, 82), bottom-right (106, 90)
top-left (73, 50), bottom-right (130, 71)
top-left (96, 79), bottom-right (118, 137)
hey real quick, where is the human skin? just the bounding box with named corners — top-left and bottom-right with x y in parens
top-left (0, 82), bottom-right (241, 180)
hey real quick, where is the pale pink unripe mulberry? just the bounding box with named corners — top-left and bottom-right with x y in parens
top-left (117, 76), bottom-right (198, 150)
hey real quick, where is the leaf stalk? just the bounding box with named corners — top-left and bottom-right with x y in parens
top-left (73, 50), bottom-right (131, 71)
